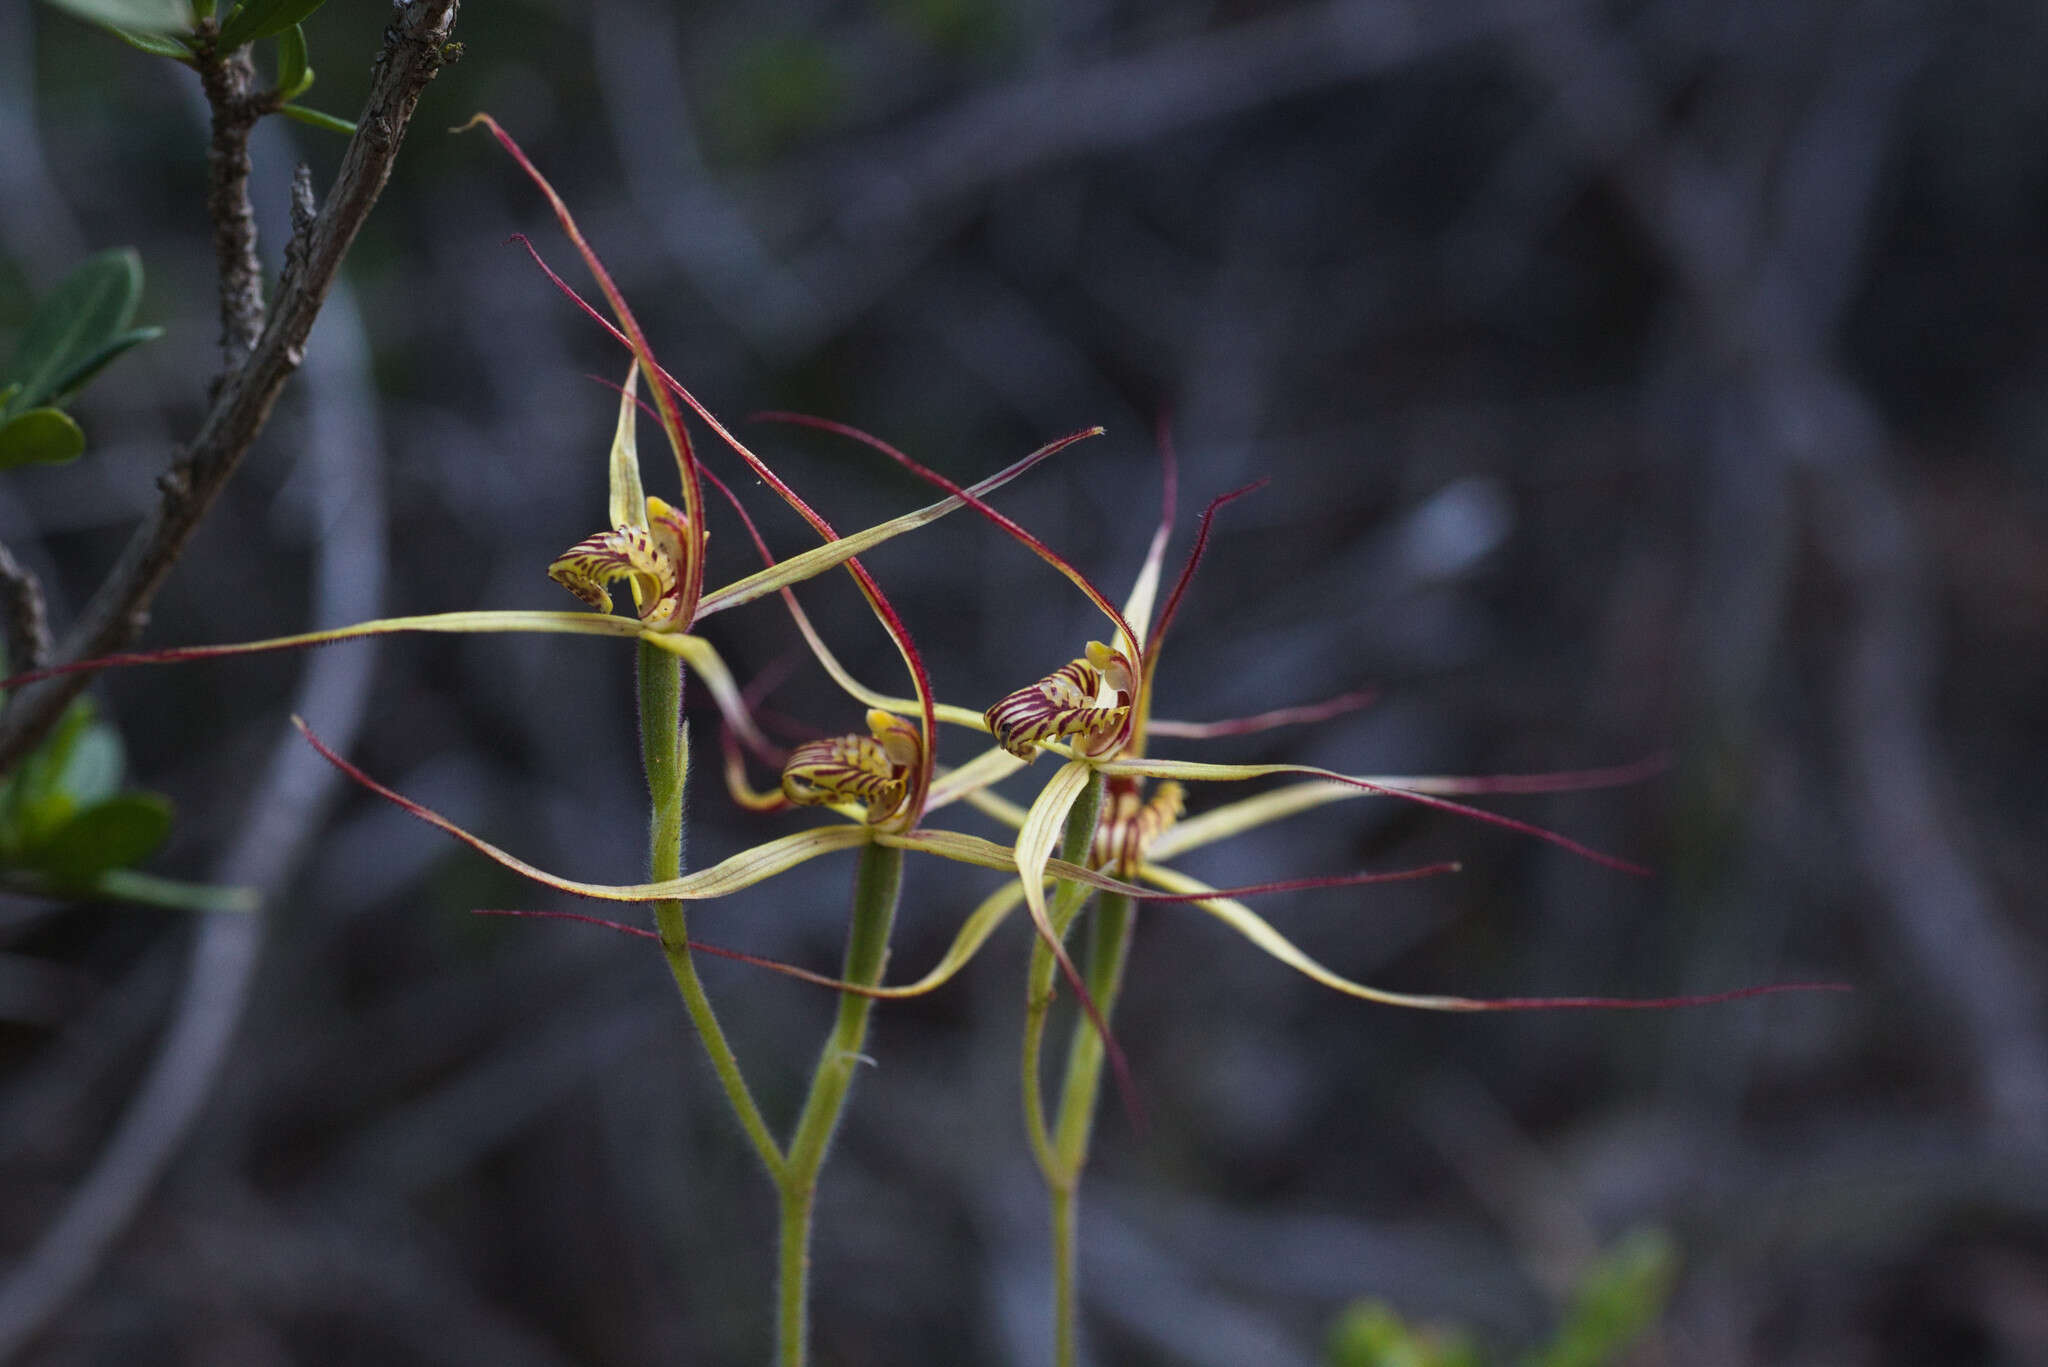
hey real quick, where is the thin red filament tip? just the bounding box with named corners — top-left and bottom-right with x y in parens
top-left (1149, 478), bottom-right (1268, 660)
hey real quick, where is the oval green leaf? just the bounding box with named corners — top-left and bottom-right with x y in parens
top-left (3, 248), bottom-right (144, 415)
top-left (56, 722), bottom-right (125, 808)
top-left (98, 22), bottom-right (198, 58)
top-left (1, 699), bottom-right (99, 850)
top-left (39, 0), bottom-right (194, 36)
top-left (51, 326), bottom-right (165, 404)
top-left (278, 104), bottom-right (354, 135)
top-left (217, 0), bottom-right (327, 49)
top-left (32, 792), bottom-right (174, 885)
top-left (88, 867), bottom-right (259, 913)
top-left (275, 23), bottom-right (312, 98)
top-left (0, 409), bottom-right (86, 470)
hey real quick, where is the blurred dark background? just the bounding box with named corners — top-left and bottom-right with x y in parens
top-left (3, 0), bottom-right (2046, 1362)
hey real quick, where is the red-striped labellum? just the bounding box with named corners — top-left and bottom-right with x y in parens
top-left (780, 709), bottom-right (927, 831)
top-left (985, 641), bottom-right (1135, 761)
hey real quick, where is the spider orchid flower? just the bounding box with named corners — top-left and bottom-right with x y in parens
top-left (266, 430), bottom-right (1477, 1108)
top-left (738, 419), bottom-right (1846, 1018)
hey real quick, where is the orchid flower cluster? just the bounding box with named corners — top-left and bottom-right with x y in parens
top-left (4, 119), bottom-right (1841, 1367)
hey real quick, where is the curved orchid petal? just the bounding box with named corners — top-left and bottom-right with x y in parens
top-left (753, 413), bottom-right (1142, 665)
top-left (0, 609), bottom-right (646, 693)
top-left (859, 878), bottom-right (1028, 999)
top-left (883, 828), bottom-right (1460, 904)
top-left (1097, 756), bottom-right (1650, 875)
top-left (1141, 865), bottom-right (1846, 1011)
top-left (0, 611), bottom-right (788, 782)
top-left (1136, 861), bottom-right (1569, 1009)
top-left (695, 430), bottom-right (1097, 622)
top-left (927, 745), bottom-right (1028, 815)
top-left (606, 361), bottom-right (647, 532)
top-left (480, 879), bottom-right (1032, 1002)
top-left (880, 826), bottom-right (1148, 900)
top-left (295, 716), bottom-right (869, 900)
top-left (694, 441), bottom-right (1077, 740)
top-left (1146, 758), bottom-right (1667, 864)
top-left (765, 597), bottom-right (986, 733)
top-left (1013, 760), bottom-right (1127, 1071)
top-left (951, 783), bottom-right (1028, 830)
top-left (1145, 688), bottom-right (1377, 740)
top-left (1146, 780), bottom-right (1359, 862)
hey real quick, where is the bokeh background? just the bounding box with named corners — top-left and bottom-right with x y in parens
top-left (4, 0), bottom-right (2046, 1362)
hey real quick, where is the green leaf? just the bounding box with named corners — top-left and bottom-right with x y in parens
top-left (0, 409), bottom-right (86, 470)
top-left (31, 792), bottom-right (173, 886)
top-left (3, 248), bottom-right (144, 415)
top-left (49, 325), bottom-right (164, 403)
top-left (89, 867), bottom-right (259, 913)
top-left (98, 22), bottom-right (197, 58)
top-left (278, 103), bottom-right (354, 135)
top-left (1523, 1229), bottom-right (1678, 1367)
top-left (39, 0), bottom-right (194, 36)
top-left (2, 700), bottom-right (97, 852)
top-left (275, 23), bottom-right (312, 98)
top-left (57, 722), bottom-right (125, 809)
top-left (217, 0), bottom-right (327, 49)
top-left (1326, 1301), bottom-right (1481, 1367)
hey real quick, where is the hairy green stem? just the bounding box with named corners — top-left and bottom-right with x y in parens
top-left (637, 641), bottom-right (783, 1179)
top-left (777, 839), bottom-right (903, 1367)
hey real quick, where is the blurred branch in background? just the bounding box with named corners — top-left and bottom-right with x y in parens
top-left (1511, 0), bottom-right (2048, 1144)
top-left (0, 266), bottom-right (388, 1361)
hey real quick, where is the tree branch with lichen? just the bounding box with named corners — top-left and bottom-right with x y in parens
top-left (194, 32), bottom-right (265, 370)
top-left (0, 537), bottom-right (52, 673)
